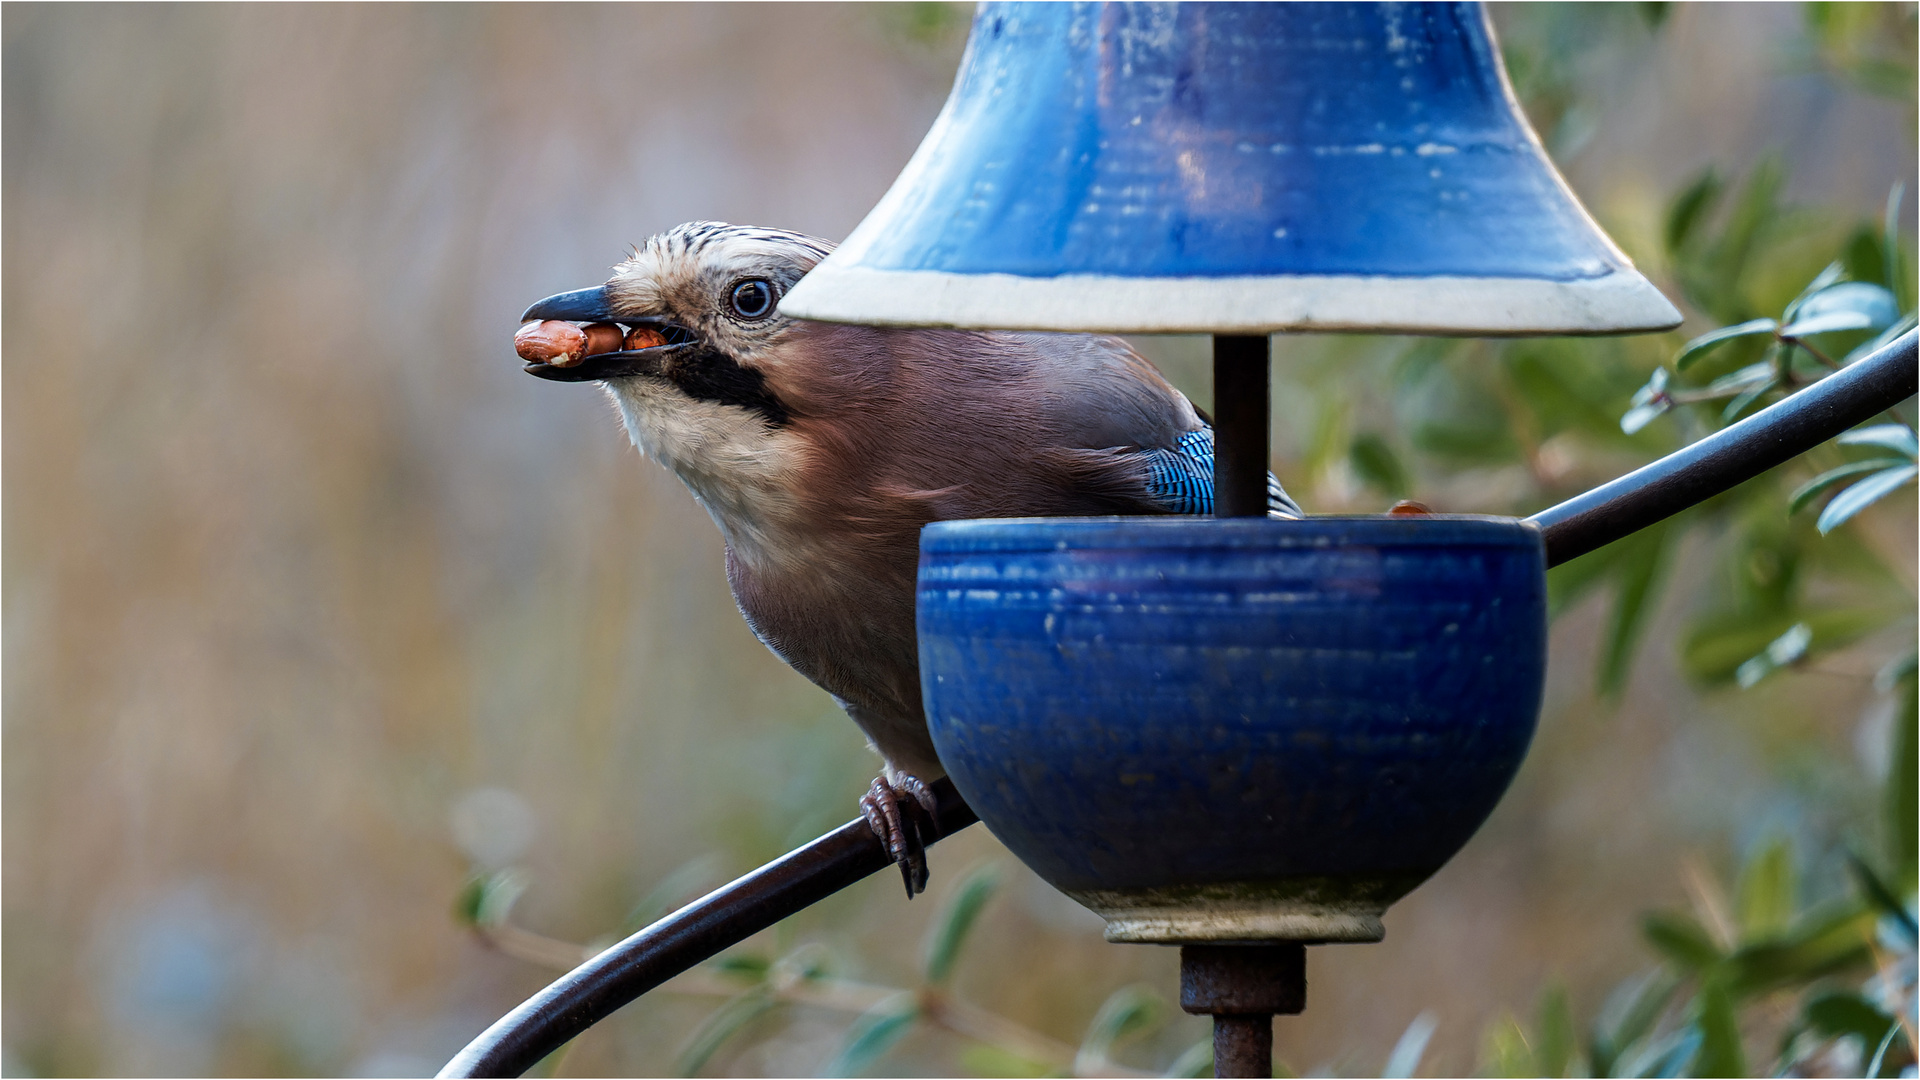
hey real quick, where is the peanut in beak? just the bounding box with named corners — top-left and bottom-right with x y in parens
top-left (514, 320), bottom-right (629, 367)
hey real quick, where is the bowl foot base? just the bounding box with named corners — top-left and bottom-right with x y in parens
top-left (1069, 888), bottom-right (1389, 944)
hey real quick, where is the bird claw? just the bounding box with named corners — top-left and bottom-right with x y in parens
top-left (861, 775), bottom-right (940, 898)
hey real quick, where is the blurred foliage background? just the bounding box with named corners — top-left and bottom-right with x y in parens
top-left (3, 3), bottom-right (1915, 1077)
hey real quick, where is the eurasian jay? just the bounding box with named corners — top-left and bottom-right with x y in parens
top-left (519, 222), bottom-right (1300, 897)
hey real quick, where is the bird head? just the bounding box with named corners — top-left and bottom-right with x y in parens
top-left (519, 221), bottom-right (836, 420)
top-left (518, 222), bottom-right (846, 560)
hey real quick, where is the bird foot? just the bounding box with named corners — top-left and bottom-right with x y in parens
top-left (861, 774), bottom-right (940, 898)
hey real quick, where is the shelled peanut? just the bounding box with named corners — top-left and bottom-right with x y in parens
top-left (625, 326), bottom-right (667, 351)
top-left (514, 321), bottom-right (626, 367)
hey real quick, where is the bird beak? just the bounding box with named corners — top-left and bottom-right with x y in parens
top-left (520, 286), bottom-right (619, 323)
top-left (517, 284), bottom-right (699, 382)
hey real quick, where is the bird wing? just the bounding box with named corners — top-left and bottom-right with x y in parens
top-left (1008, 335), bottom-right (1304, 518)
top-left (1138, 426), bottom-right (1303, 518)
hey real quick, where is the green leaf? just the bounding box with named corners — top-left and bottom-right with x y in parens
top-left (1482, 1013), bottom-right (1537, 1078)
top-left (1845, 225), bottom-right (1889, 289)
top-left (1779, 309), bottom-right (1877, 338)
top-left (1816, 464), bottom-right (1917, 533)
top-left (1701, 360), bottom-right (1775, 395)
top-left (1631, 366), bottom-right (1671, 405)
top-left (1620, 402), bottom-right (1669, 435)
top-left (823, 993), bottom-right (919, 1078)
top-left (1599, 521), bottom-right (1672, 696)
top-left (1683, 607), bottom-right (1890, 685)
top-left (1075, 985), bottom-right (1163, 1074)
top-left (1674, 319), bottom-right (1777, 371)
top-left (1876, 653), bottom-right (1918, 692)
top-left (1789, 460), bottom-right (1910, 514)
top-left (712, 953), bottom-right (772, 982)
top-left (771, 942), bottom-right (833, 986)
top-left (1622, 369), bottom-right (1672, 433)
top-left (1837, 423), bottom-right (1920, 459)
top-left (1801, 989), bottom-right (1897, 1044)
top-left (1349, 433), bottom-right (1411, 498)
top-left (1734, 622), bottom-right (1811, 688)
top-left (1664, 170), bottom-right (1723, 254)
top-left (1687, 156), bottom-right (1784, 319)
top-left (1641, 911), bottom-right (1724, 971)
top-left (1866, 1022), bottom-right (1907, 1079)
top-left (1844, 853), bottom-right (1917, 944)
top-left (676, 989), bottom-right (776, 1077)
top-left (1689, 980), bottom-right (1745, 1078)
top-left (1889, 669), bottom-right (1918, 891)
top-left (1719, 376), bottom-right (1777, 423)
top-left (1534, 986), bottom-right (1577, 1078)
top-left (454, 869), bottom-right (528, 929)
top-left (1785, 281), bottom-right (1900, 335)
top-left (1735, 836), bottom-right (1797, 938)
top-left (1588, 970), bottom-right (1679, 1078)
top-left (1382, 1012), bottom-right (1438, 1079)
top-left (1723, 902), bottom-right (1874, 998)
top-left (1783, 260), bottom-right (1849, 323)
top-left (1617, 1026), bottom-right (1698, 1079)
top-left (1842, 312), bottom-right (1917, 365)
top-left (922, 863), bottom-right (1000, 985)
top-left (453, 875), bottom-right (489, 927)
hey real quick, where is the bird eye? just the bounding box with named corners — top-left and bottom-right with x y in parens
top-left (729, 279), bottom-right (776, 320)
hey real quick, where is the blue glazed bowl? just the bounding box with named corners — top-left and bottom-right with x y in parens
top-left (917, 516), bottom-right (1546, 943)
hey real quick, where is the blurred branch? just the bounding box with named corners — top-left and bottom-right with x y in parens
top-left (918, 989), bottom-right (1099, 1075)
top-left (464, 883), bottom-right (1123, 1076)
top-left (473, 922), bottom-right (599, 973)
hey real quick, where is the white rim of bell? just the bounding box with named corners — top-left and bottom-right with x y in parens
top-left (779, 265), bottom-right (1683, 336)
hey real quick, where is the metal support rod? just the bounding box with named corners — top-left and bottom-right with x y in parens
top-left (441, 330), bottom-right (1915, 1080)
top-left (1214, 334), bottom-right (1271, 518)
top-left (1212, 1015), bottom-right (1274, 1079)
top-left (437, 780), bottom-right (976, 1078)
top-left (1531, 329), bottom-right (1916, 567)
top-left (1181, 944), bottom-right (1306, 1078)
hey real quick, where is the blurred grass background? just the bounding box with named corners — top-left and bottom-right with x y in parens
top-left (3, 3), bottom-right (1914, 1076)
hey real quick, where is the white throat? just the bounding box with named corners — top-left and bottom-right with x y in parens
top-left (603, 378), bottom-right (810, 571)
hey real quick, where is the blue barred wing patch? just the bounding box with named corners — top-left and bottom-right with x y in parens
top-left (1142, 429), bottom-right (1216, 513)
top-left (1141, 427), bottom-right (1302, 518)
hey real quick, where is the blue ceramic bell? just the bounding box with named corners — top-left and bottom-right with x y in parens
top-left (782, 1), bottom-right (1679, 335)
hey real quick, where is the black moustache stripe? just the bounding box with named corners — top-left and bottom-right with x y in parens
top-left (671, 346), bottom-right (791, 428)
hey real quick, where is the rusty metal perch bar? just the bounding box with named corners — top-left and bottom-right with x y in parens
top-left (439, 330), bottom-right (1915, 1080)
